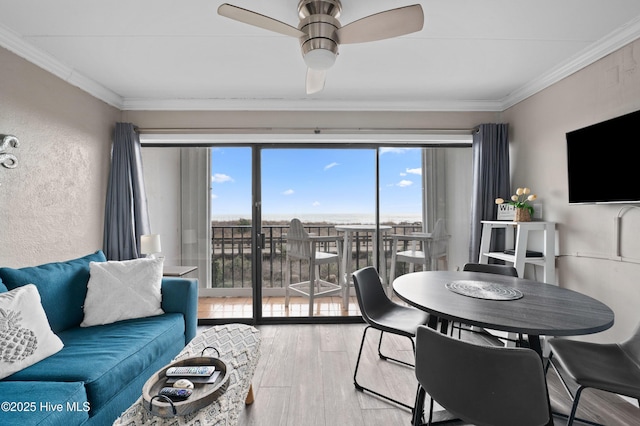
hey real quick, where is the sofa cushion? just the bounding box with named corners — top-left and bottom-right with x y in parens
top-left (0, 285), bottom-right (64, 380)
top-left (8, 313), bottom-right (185, 416)
top-left (81, 257), bottom-right (164, 327)
top-left (0, 381), bottom-right (89, 426)
top-left (0, 251), bottom-right (107, 333)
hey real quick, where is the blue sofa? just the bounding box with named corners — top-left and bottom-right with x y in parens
top-left (0, 251), bottom-right (198, 426)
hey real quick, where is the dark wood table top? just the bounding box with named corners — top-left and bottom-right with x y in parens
top-left (393, 271), bottom-right (614, 337)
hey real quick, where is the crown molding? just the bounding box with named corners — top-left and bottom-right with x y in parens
top-left (0, 24), bottom-right (124, 109)
top-left (501, 15), bottom-right (640, 110)
top-left (120, 97), bottom-right (503, 112)
top-left (3, 15), bottom-right (640, 113)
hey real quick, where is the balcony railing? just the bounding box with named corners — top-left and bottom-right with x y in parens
top-left (211, 223), bottom-right (422, 289)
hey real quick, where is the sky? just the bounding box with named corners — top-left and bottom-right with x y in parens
top-left (210, 147), bottom-right (423, 220)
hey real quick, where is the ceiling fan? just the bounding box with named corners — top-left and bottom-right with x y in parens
top-left (217, 0), bottom-right (424, 94)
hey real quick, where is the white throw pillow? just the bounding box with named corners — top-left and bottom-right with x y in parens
top-left (81, 257), bottom-right (164, 327)
top-left (0, 284), bottom-right (64, 380)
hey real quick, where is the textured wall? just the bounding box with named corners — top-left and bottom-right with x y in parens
top-left (502, 39), bottom-right (640, 342)
top-left (0, 46), bottom-right (120, 267)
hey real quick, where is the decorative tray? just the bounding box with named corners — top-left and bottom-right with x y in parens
top-left (142, 353), bottom-right (231, 418)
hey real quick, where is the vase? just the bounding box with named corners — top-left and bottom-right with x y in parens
top-left (514, 208), bottom-right (531, 222)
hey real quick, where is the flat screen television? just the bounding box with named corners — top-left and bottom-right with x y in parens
top-left (566, 108), bottom-right (640, 204)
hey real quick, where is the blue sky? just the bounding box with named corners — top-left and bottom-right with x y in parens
top-left (210, 147), bottom-right (423, 219)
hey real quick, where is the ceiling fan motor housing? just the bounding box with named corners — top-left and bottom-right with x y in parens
top-left (298, 0), bottom-right (342, 70)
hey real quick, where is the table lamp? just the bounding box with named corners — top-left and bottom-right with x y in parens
top-left (140, 234), bottom-right (161, 259)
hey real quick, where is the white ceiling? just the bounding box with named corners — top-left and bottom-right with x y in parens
top-left (1, 0), bottom-right (640, 112)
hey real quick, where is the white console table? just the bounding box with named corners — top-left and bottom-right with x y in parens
top-left (478, 220), bottom-right (556, 284)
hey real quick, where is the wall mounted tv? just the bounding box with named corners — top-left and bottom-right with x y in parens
top-left (566, 108), bottom-right (640, 204)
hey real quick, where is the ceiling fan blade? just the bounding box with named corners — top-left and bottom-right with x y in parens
top-left (306, 68), bottom-right (327, 94)
top-left (218, 3), bottom-right (306, 38)
top-left (337, 4), bottom-right (424, 44)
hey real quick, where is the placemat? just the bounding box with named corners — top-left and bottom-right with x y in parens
top-left (445, 280), bottom-right (523, 301)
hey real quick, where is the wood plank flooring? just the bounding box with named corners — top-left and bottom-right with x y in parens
top-left (207, 323), bottom-right (640, 426)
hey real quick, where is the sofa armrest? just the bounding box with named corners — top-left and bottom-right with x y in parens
top-left (161, 277), bottom-right (198, 345)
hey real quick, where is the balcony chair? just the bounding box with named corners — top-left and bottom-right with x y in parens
top-left (389, 219), bottom-right (450, 286)
top-left (284, 218), bottom-right (342, 317)
top-left (547, 322), bottom-right (640, 425)
top-left (352, 266), bottom-right (430, 410)
top-left (413, 325), bottom-right (550, 426)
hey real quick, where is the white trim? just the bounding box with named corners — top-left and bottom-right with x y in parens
top-left (122, 97), bottom-right (503, 112)
top-left (0, 25), bottom-right (124, 109)
top-left (140, 132), bottom-right (473, 145)
top-left (502, 15), bottom-right (640, 110)
top-left (2, 15), bottom-right (640, 112)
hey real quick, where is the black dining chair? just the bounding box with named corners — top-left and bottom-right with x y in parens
top-left (352, 266), bottom-right (430, 410)
top-left (547, 322), bottom-right (640, 425)
top-left (450, 263), bottom-right (520, 338)
top-left (462, 262), bottom-right (519, 277)
top-left (413, 325), bottom-right (551, 426)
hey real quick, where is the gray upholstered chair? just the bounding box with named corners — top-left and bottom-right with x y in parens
top-left (450, 263), bottom-right (519, 339)
top-left (462, 262), bottom-right (518, 277)
top-left (548, 323), bottom-right (640, 425)
top-left (352, 266), bottom-right (430, 410)
top-left (413, 325), bottom-right (550, 426)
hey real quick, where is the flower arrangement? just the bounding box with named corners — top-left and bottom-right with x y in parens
top-left (496, 187), bottom-right (537, 218)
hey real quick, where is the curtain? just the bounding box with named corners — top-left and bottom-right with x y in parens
top-left (180, 147), bottom-right (211, 289)
top-left (469, 123), bottom-right (510, 262)
top-left (103, 123), bottom-right (150, 260)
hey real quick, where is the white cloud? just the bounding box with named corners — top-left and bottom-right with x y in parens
top-left (397, 180), bottom-right (413, 187)
top-left (211, 173), bottom-right (234, 183)
top-left (324, 162), bottom-right (339, 170)
top-left (282, 189), bottom-right (294, 195)
top-left (211, 193), bottom-right (218, 199)
top-left (312, 201), bottom-right (320, 206)
top-left (406, 167), bottom-right (422, 176)
top-left (379, 147), bottom-right (408, 155)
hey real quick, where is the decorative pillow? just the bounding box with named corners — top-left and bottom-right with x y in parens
top-left (81, 257), bottom-right (165, 327)
top-left (0, 284), bottom-right (64, 380)
top-left (0, 250), bottom-right (107, 333)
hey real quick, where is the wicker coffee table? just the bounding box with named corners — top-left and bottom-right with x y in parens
top-left (114, 324), bottom-right (261, 426)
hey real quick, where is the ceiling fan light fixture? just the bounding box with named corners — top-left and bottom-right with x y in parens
top-left (303, 48), bottom-right (336, 70)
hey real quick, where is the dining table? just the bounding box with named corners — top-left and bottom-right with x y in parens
top-left (393, 270), bottom-right (615, 425)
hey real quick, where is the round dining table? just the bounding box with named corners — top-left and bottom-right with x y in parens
top-left (393, 270), bottom-right (614, 426)
top-left (393, 270), bottom-right (614, 357)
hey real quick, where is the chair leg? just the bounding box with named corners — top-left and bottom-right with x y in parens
top-left (412, 385), bottom-right (426, 426)
top-left (284, 257), bottom-right (291, 307)
top-left (567, 386), bottom-right (586, 426)
top-left (377, 331), bottom-right (415, 368)
top-left (353, 326), bottom-right (414, 410)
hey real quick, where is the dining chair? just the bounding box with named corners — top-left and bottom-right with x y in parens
top-left (413, 325), bottom-right (550, 426)
top-left (462, 262), bottom-right (519, 277)
top-left (352, 266), bottom-right (430, 410)
top-left (448, 263), bottom-right (520, 339)
top-left (284, 218), bottom-right (342, 316)
top-left (389, 219), bottom-right (450, 285)
top-left (547, 322), bottom-right (640, 425)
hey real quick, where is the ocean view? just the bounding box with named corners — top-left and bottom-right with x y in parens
top-left (212, 212), bottom-right (423, 225)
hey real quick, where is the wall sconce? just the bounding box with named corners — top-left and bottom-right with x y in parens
top-left (1, 135), bottom-right (19, 169)
top-left (140, 234), bottom-right (162, 259)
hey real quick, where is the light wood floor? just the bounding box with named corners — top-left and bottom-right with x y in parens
top-left (198, 296), bottom-right (362, 319)
top-left (208, 323), bottom-right (640, 426)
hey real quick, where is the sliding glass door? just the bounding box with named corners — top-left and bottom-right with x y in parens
top-left (260, 148), bottom-right (376, 319)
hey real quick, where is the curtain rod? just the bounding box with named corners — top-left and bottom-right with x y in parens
top-left (135, 127), bottom-right (474, 135)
